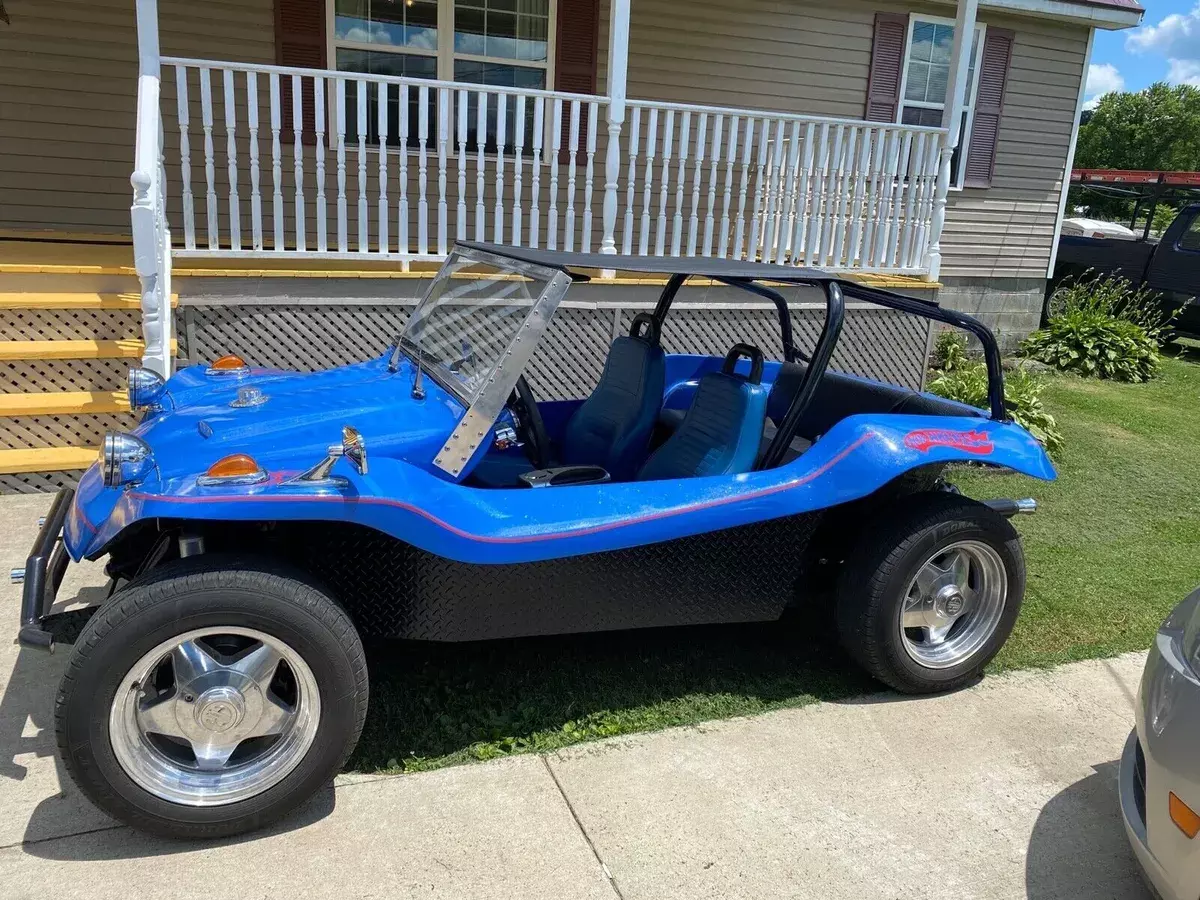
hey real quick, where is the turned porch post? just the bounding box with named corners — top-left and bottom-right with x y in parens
top-left (600, 0), bottom-right (631, 259)
top-left (925, 0), bottom-right (978, 282)
top-left (131, 0), bottom-right (172, 375)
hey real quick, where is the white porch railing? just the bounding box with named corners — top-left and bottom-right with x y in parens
top-left (162, 58), bottom-right (610, 262)
top-left (617, 99), bottom-right (945, 272)
top-left (157, 57), bottom-right (946, 275)
top-left (130, 1), bottom-right (956, 377)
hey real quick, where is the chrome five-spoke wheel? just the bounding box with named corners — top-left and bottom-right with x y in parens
top-left (900, 540), bottom-right (1008, 669)
top-left (109, 626), bottom-right (322, 806)
top-left (836, 493), bottom-right (1025, 694)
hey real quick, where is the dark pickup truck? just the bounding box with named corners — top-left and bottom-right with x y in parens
top-left (1050, 202), bottom-right (1200, 339)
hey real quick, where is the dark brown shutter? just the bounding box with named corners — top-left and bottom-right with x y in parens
top-left (865, 13), bottom-right (908, 122)
top-left (555, 0), bottom-right (600, 163)
top-left (963, 28), bottom-right (1013, 189)
top-left (275, 0), bottom-right (326, 144)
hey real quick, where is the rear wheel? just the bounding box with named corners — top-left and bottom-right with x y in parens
top-left (55, 557), bottom-right (367, 839)
top-left (836, 493), bottom-right (1025, 694)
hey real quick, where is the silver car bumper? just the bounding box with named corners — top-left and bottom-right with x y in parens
top-left (1119, 589), bottom-right (1200, 900)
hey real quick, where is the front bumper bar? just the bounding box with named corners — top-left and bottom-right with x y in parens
top-left (17, 488), bottom-right (74, 651)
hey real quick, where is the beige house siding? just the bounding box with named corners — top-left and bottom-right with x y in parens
top-left (938, 14), bottom-right (1088, 278)
top-left (598, 0), bottom-right (1087, 280)
top-left (1, 0), bottom-right (1085, 282)
top-left (0, 0), bottom-right (274, 235)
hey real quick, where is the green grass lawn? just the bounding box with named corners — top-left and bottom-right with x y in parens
top-left (349, 349), bottom-right (1200, 774)
top-left (957, 347), bottom-right (1200, 669)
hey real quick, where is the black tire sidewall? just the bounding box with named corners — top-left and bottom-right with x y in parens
top-left (839, 496), bottom-right (1025, 693)
top-left (57, 564), bottom-right (366, 839)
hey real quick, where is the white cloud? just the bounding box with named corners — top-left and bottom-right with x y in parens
top-left (1167, 58), bottom-right (1200, 86)
top-left (1126, 3), bottom-right (1200, 87)
top-left (1083, 62), bottom-right (1125, 109)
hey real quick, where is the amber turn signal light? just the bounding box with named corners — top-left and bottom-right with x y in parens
top-left (204, 454), bottom-right (262, 479)
top-left (209, 354), bottom-right (248, 370)
top-left (1170, 792), bottom-right (1200, 839)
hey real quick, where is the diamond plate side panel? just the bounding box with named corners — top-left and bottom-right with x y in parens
top-left (286, 515), bottom-right (822, 640)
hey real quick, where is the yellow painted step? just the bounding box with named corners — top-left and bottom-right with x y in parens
top-left (0, 292), bottom-right (178, 309)
top-left (0, 339), bottom-right (177, 360)
top-left (0, 391), bottom-right (129, 416)
top-left (0, 446), bottom-right (96, 474)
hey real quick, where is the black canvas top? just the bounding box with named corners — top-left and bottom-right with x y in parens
top-left (458, 241), bottom-right (839, 283)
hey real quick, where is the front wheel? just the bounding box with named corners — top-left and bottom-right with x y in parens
top-left (55, 557), bottom-right (368, 839)
top-left (836, 493), bottom-right (1025, 694)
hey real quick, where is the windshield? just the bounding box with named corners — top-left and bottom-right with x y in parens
top-left (398, 247), bottom-right (560, 405)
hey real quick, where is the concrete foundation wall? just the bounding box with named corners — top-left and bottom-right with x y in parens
top-left (934, 277), bottom-right (1047, 352)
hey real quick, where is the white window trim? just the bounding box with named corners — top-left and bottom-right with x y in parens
top-left (325, 0), bottom-right (557, 89)
top-left (896, 13), bottom-right (986, 192)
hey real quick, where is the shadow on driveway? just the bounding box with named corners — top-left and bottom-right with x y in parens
top-left (1025, 761), bottom-right (1151, 900)
top-left (19, 788), bottom-right (337, 861)
top-left (3, 603), bottom-right (877, 858)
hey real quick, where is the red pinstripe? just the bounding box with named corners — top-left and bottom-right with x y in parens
top-left (125, 431), bottom-right (877, 545)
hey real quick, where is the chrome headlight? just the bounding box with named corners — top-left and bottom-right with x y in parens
top-left (128, 366), bottom-right (167, 410)
top-left (101, 432), bottom-right (154, 488)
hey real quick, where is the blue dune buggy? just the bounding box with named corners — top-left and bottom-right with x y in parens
top-left (20, 243), bottom-right (1055, 838)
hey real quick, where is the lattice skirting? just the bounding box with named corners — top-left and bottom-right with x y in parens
top-left (0, 308), bottom-right (143, 341)
top-left (0, 471), bottom-right (86, 494)
top-left (180, 302), bottom-right (931, 398)
top-left (0, 414), bottom-right (138, 453)
top-left (1, 359), bottom-right (131, 394)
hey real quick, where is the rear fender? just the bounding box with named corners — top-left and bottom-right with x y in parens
top-left (832, 413), bottom-right (1056, 482)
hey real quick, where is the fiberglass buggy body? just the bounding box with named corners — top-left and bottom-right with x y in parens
top-left (21, 243), bottom-right (1055, 839)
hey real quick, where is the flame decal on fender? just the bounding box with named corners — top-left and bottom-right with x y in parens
top-left (903, 428), bottom-right (994, 455)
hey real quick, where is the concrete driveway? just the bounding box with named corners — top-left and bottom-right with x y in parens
top-left (0, 493), bottom-right (1152, 899)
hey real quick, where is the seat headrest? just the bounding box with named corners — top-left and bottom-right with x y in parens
top-left (628, 312), bottom-right (661, 345)
top-left (721, 343), bottom-right (764, 384)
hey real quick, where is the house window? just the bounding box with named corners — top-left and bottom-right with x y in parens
top-left (897, 16), bottom-right (984, 190)
top-left (330, 0), bottom-right (553, 149)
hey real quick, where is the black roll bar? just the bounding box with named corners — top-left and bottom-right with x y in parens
top-left (757, 281), bottom-right (845, 470)
top-left (647, 270), bottom-right (1010, 470)
top-left (651, 274), bottom-right (801, 363)
top-left (712, 277), bottom-right (800, 363)
top-left (838, 281), bottom-right (1009, 422)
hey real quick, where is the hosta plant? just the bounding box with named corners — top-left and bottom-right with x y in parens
top-left (928, 363), bottom-right (1064, 457)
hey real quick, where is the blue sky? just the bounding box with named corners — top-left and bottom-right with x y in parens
top-left (1085, 0), bottom-right (1200, 107)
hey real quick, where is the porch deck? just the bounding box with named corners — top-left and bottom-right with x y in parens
top-left (0, 238), bottom-right (938, 288)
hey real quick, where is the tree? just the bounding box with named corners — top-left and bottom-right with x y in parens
top-left (1070, 83), bottom-right (1200, 225)
top-left (1076, 83), bottom-right (1200, 171)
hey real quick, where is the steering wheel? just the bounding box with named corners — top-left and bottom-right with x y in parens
top-left (508, 375), bottom-right (551, 469)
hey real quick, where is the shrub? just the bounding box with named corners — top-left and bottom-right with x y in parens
top-left (931, 330), bottom-right (969, 373)
top-left (928, 363), bottom-right (1064, 456)
top-left (1022, 270), bottom-right (1174, 382)
top-left (1044, 270), bottom-right (1175, 342)
top-left (1021, 312), bottom-right (1160, 382)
